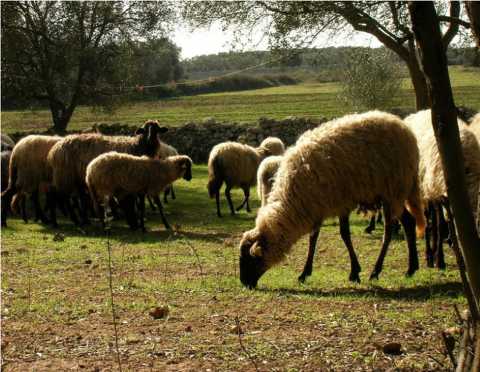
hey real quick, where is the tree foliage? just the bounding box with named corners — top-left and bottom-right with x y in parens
top-left (339, 49), bottom-right (402, 111)
top-left (182, 1), bottom-right (470, 110)
top-left (1, 1), bottom-right (175, 132)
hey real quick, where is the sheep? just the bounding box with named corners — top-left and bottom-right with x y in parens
top-left (86, 152), bottom-right (192, 232)
top-left (257, 155), bottom-right (283, 207)
top-left (404, 109), bottom-right (480, 269)
top-left (1, 135), bottom-right (62, 226)
top-left (208, 137), bottom-right (285, 217)
top-left (239, 111), bottom-right (426, 289)
top-left (46, 120), bottom-right (168, 227)
top-left (156, 141), bottom-right (179, 204)
top-left (1, 150), bottom-right (12, 193)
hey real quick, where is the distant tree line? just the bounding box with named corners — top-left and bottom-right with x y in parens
top-left (182, 46), bottom-right (479, 77)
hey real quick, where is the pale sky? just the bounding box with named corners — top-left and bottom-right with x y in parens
top-left (173, 23), bottom-right (382, 60)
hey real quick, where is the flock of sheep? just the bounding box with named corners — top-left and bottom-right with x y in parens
top-left (1, 109), bottom-right (480, 289)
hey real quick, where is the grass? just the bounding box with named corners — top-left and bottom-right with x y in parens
top-left (1, 65), bottom-right (479, 133)
top-left (1, 164), bottom-right (466, 371)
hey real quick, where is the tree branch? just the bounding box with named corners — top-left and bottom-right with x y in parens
top-left (442, 1), bottom-right (461, 48)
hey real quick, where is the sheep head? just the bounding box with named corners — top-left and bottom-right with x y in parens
top-left (136, 120), bottom-right (168, 157)
top-left (175, 155), bottom-right (193, 181)
top-left (239, 228), bottom-right (269, 289)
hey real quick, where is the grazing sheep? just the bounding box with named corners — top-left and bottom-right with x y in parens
top-left (1, 135), bottom-right (61, 226)
top-left (208, 137), bottom-right (285, 217)
top-left (86, 152), bottom-right (192, 232)
top-left (156, 141), bottom-right (179, 204)
top-left (47, 120), bottom-right (167, 227)
top-left (239, 111), bottom-right (426, 288)
top-left (404, 109), bottom-right (480, 269)
top-left (1, 150), bottom-right (12, 192)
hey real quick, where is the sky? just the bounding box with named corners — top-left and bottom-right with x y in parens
top-left (173, 22), bottom-right (382, 60)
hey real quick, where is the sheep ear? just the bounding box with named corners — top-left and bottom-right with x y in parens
top-left (135, 127), bottom-right (145, 135)
top-left (158, 126), bottom-right (168, 133)
top-left (249, 242), bottom-right (263, 257)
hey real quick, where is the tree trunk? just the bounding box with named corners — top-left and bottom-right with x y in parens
top-left (409, 1), bottom-right (480, 369)
top-left (466, 1), bottom-right (480, 47)
top-left (49, 100), bottom-right (74, 134)
top-left (405, 44), bottom-right (430, 110)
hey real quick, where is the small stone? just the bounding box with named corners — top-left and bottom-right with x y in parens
top-left (149, 306), bottom-right (169, 319)
top-left (84, 259), bottom-right (92, 265)
top-left (383, 342), bottom-right (402, 355)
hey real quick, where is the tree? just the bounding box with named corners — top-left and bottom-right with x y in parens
top-left (409, 2), bottom-right (480, 370)
top-left (339, 48), bottom-right (403, 110)
top-left (1, 1), bottom-right (175, 133)
top-left (182, 1), bottom-right (469, 110)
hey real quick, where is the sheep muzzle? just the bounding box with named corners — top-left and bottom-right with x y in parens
top-left (239, 241), bottom-right (267, 289)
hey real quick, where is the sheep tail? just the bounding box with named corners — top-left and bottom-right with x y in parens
top-left (404, 178), bottom-right (426, 238)
top-left (207, 156), bottom-right (223, 198)
top-left (10, 192), bottom-right (25, 215)
top-left (1, 160), bottom-right (18, 202)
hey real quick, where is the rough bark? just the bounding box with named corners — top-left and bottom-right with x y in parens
top-left (466, 1), bottom-right (480, 47)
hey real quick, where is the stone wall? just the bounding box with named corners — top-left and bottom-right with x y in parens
top-left (92, 116), bottom-right (328, 163)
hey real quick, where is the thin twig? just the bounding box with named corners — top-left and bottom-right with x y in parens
top-left (235, 316), bottom-right (259, 372)
top-left (428, 354), bottom-right (445, 368)
top-left (180, 234), bottom-right (204, 282)
top-left (106, 227), bottom-right (123, 372)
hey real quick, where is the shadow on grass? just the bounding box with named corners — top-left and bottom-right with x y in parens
top-left (258, 281), bottom-right (463, 301)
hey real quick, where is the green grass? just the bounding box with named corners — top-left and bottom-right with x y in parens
top-left (1, 164), bottom-right (466, 370)
top-left (2, 66), bottom-right (479, 133)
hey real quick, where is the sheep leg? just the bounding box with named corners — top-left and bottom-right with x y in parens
top-left (147, 195), bottom-right (157, 211)
top-left (45, 189), bottom-right (58, 228)
top-left (376, 211), bottom-right (383, 224)
top-left (163, 189), bottom-right (169, 204)
top-left (120, 195), bottom-right (138, 230)
top-left (153, 196), bottom-right (171, 230)
top-left (77, 188), bottom-right (91, 226)
top-left (170, 185), bottom-right (176, 200)
top-left (298, 225), bottom-right (321, 283)
top-left (370, 204), bottom-right (393, 280)
top-left (339, 214), bottom-right (361, 283)
top-left (236, 186), bottom-right (250, 212)
top-left (32, 190), bottom-right (49, 224)
top-left (225, 185), bottom-right (235, 215)
top-left (435, 203), bottom-right (446, 269)
top-left (364, 215), bottom-right (376, 234)
top-left (138, 194), bottom-right (146, 233)
top-left (18, 194), bottom-right (28, 223)
top-left (215, 191), bottom-right (222, 217)
top-left (425, 202), bottom-right (435, 267)
top-left (400, 208), bottom-right (419, 277)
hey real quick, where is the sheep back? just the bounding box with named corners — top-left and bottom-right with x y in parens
top-left (208, 142), bottom-right (261, 192)
top-left (257, 155), bottom-right (282, 207)
top-left (157, 141), bottom-right (179, 159)
top-left (9, 135), bottom-right (61, 193)
top-left (253, 110), bottom-right (422, 266)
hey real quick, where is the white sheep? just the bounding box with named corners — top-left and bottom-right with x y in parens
top-left (239, 111), bottom-right (425, 288)
top-left (404, 109), bottom-right (480, 269)
top-left (86, 152), bottom-right (192, 232)
top-left (47, 120), bottom-right (167, 227)
top-left (207, 137), bottom-right (285, 217)
top-left (1, 135), bottom-right (61, 226)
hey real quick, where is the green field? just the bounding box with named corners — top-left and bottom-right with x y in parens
top-left (1, 165), bottom-right (465, 370)
top-left (2, 66), bottom-right (479, 133)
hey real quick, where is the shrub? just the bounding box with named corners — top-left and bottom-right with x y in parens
top-left (339, 49), bottom-right (403, 110)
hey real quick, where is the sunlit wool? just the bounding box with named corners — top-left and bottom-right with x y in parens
top-left (241, 110), bottom-right (426, 269)
top-left (207, 137), bottom-right (285, 198)
top-left (404, 109), bottom-right (480, 210)
top-left (257, 155), bottom-right (283, 207)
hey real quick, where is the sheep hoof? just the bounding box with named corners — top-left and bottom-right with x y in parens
top-left (298, 275), bottom-right (307, 283)
top-left (369, 272), bottom-right (380, 280)
top-left (349, 273), bottom-right (361, 283)
top-left (364, 227), bottom-right (374, 234)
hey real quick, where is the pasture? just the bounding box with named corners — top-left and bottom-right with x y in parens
top-left (1, 66), bottom-right (479, 133)
top-left (1, 165), bottom-right (464, 371)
